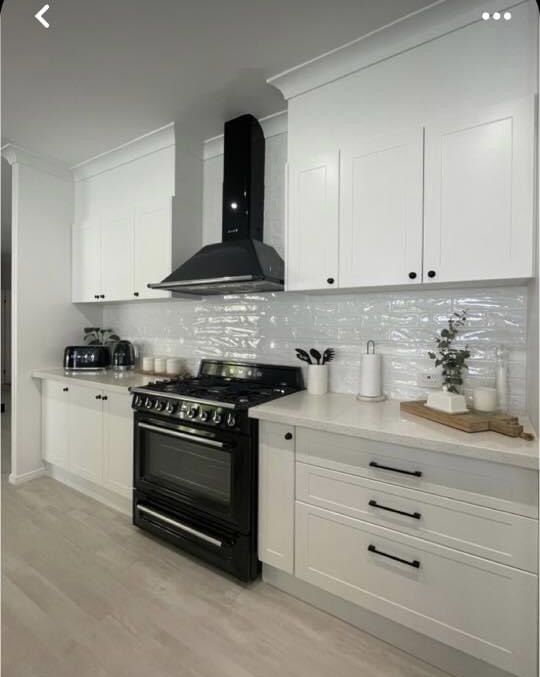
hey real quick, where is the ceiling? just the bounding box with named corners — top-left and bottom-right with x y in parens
top-left (2, 0), bottom-right (436, 165)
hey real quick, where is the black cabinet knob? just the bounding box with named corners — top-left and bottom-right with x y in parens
top-left (63, 387), bottom-right (69, 392)
top-left (427, 270), bottom-right (436, 279)
top-left (94, 294), bottom-right (99, 299)
top-left (133, 292), bottom-right (139, 297)
top-left (408, 272), bottom-right (417, 280)
top-left (100, 294), bottom-right (105, 299)
top-left (284, 432), bottom-right (293, 440)
top-left (327, 277), bottom-right (335, 285)
top-left (95, 394), bottom-right (102, 400)
top-left (102, 395), bottom-right (108, 401)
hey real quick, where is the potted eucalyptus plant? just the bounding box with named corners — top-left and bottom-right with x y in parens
top-left (428, 311), bottom-right (470, 394)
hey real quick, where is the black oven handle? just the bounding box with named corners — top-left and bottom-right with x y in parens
top-left (138, 422), bottom-right (227, 449)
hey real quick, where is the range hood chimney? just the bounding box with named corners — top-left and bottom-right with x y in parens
top-left (148, 114), bottom-right (284, 296)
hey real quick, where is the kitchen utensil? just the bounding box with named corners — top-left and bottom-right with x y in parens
top-left (310, 348), bottom-right (322, 365)
top-left (472, 387), bottom-right (497, 413)
top-left (307, 365), bottom-right (328, 395)
top-left (295, 348), bottom-right (312, 365)
top-left (322, 348), bottom-right (335, 364)
top-left (358, 340), bottom-right (383, 399)
top-left (401, 400), bottom-right (534, 440)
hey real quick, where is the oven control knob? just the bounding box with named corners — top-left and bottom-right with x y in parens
top-left (212, 411), bottom-right (222, 425)
top-left (187, 405), bottom-right (199, 419)
top-left (154, 400), bottom-right (164, 412)
top-left (226, 413), bottom-right (236, 428)
top-left (133, 395), bottom-right (143, 408)
top-left (165, 401), bottom-right (176, 415)
top-left (199, 410), bottom-right (208, 422)
top-left (144, 397), bottom-right (154, 409)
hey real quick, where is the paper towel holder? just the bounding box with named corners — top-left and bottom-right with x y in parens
top-left (356, 339), bottom-right (387, 403)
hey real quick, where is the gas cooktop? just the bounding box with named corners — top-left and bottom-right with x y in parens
top-left (131, 359), bottom-right (304, 429)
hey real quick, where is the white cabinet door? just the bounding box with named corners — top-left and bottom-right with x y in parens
top-left (424, 98), bottom-right (534, 283)
top-left (286, 151), bottom-right (339, 291)
top-left (69, 385), bottom-right (104, 484)
top-left (102, 392), bottom-right (133, 498)
top-left (41, 380), bottom-right (70, 468)
top-left (101, 210), bottom-right (134, 301)
top-left (258, 421), bottom-right (295, 573)
top-left (133, 199), bottom-right (172, 299)
top-left (72, 219), bottom-right (101, 302)
top-left (296, 502), bottom-right (537, 677)
top-left (340, 129), bottom-right (424, 288)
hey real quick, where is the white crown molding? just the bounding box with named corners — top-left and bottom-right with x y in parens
top-left (72, 122), bottom-right (175, 182)
top-left (268, 0), bottom-right (527, 99)
top-left (1, 143), bottom-right (72, 181)
top-left (203, 110), bottom-right (288, 160)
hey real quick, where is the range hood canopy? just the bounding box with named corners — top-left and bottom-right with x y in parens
top-left (148, 114), bottom-right (284, 296)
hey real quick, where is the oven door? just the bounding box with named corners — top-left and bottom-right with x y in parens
top-left (134, 413), bottom-right (252, 532)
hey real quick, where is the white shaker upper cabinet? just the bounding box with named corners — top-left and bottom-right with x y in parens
top-left (133, 199), bottom-right (172, 299)
top-left (286, 151), bottom-right (340, 291)
top-left (101, 210), bottom-right (134, 301)
top-left (423, 98), bottom-right (534, 284)
top-left (340, 129), bottom-right (424, 288)
top-left (72, 219), bottom-right (102, 303)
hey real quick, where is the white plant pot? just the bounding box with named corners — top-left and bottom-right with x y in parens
top-left (308, 365), bottom-right (328, 395)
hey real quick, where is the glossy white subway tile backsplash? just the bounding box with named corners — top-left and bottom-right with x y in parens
top-left (104, 285), bottom-right (528, 412)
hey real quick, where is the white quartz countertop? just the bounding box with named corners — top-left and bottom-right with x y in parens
top-left (249, 392), bottom-right (539, 470)
top-left (32, 368), bottom-right (153, 394)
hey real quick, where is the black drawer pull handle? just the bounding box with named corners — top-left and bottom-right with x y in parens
top-left (369, 461), bottom-right (422, 478)
top-left (369, 500), bottom-right (421, 520)
top-left (368, 544), bottom-right (420, 569)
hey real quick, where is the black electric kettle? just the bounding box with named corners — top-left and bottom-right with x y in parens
top-left (112, 340), bottom-right (136, 371)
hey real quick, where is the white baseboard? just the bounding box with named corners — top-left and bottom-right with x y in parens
top-left (47, 465), bottom-right (132, 516)
top-left (8, 466), bottom-right (47, 485)
top-left (262, 565), bottom-right (513, 677)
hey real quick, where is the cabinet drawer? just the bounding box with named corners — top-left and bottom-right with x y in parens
top-left (295, 502), bottom-right (537, 677)
top-left (296, 463), bottom-right (538, 572)
top-left (296, 427), bottom-right (538, 517)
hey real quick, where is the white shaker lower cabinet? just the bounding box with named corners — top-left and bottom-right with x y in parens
top-left (339, 128), bottom-right (424, 288)
top-left (68, 385), bottom-right (105, 484)
top-left (42, 380), bottom-right (70, 468)
top-left (258, 421), bottom-right (295, 573)
top-left (295, 502), bottom-right (537, 677)
top-left (41, 381), bottom-right (133, 500)
top-left (423, 98), bottom-right (534, 283)
top-left (102, 392), bottom-right (133, 498)
top-left (286, 151), bottom-right (340, 291)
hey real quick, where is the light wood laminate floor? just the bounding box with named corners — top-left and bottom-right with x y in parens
top-left (2, 476), bottom-right (449, 677)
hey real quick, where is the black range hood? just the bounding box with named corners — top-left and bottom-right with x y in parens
top-left (148, 114), bottom-right (284, 296)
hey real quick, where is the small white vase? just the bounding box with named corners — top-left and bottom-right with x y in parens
top-left (307, 365), bottom-right (328, 395)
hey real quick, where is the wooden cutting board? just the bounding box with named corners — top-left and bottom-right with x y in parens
top-left (400, 400), bottom-right (535, 440)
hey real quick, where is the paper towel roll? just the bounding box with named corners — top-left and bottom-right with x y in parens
top-left (358, 353), bottom-right (382, 398)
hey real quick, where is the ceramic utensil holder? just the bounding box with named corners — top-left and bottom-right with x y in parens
top-left (473, 387), bottom-right (498, 412)
top-left (308, 365), bottom-right (328, 395)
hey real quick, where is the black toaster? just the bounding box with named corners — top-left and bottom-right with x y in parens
top-left (64, 346), bottom-right (111, 372)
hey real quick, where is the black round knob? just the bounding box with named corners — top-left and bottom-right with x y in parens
top-left (134, 292), bottom-right (139, 297)
top-left (427, 270), bottom-right (436, 279)
top-left (94, 295), bottom-right (99, 299)
top-left (95, 394), bottom-right (102, 400)
top-left (100, 294), bottom-right (105, 299)
top-left (63, 387), bottom-right (69, 392)
top-left (408, 272), bottom-right (417, 280)
top-left (327, 277), bottom-right (335, 285)
top-left (102, 395), bottom-right (108, 401)
top-left (284, 432), bottom-right (293, 440)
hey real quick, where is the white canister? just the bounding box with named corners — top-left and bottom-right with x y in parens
top-left (307, 365), bottom-right (328, 395)
top-left (154, 357), bottom-right (167, 374)
top-left (358, 341), bottom-right (382, 398)
top-left (166, 358), bottom-right (183, 375)
top-left (141, 356), bottom-right (155, 373)
top-left (472, 387), bottom-right (498, 413)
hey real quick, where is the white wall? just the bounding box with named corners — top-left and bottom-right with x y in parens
top-left (5, 148), bottom-right (100, 482)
